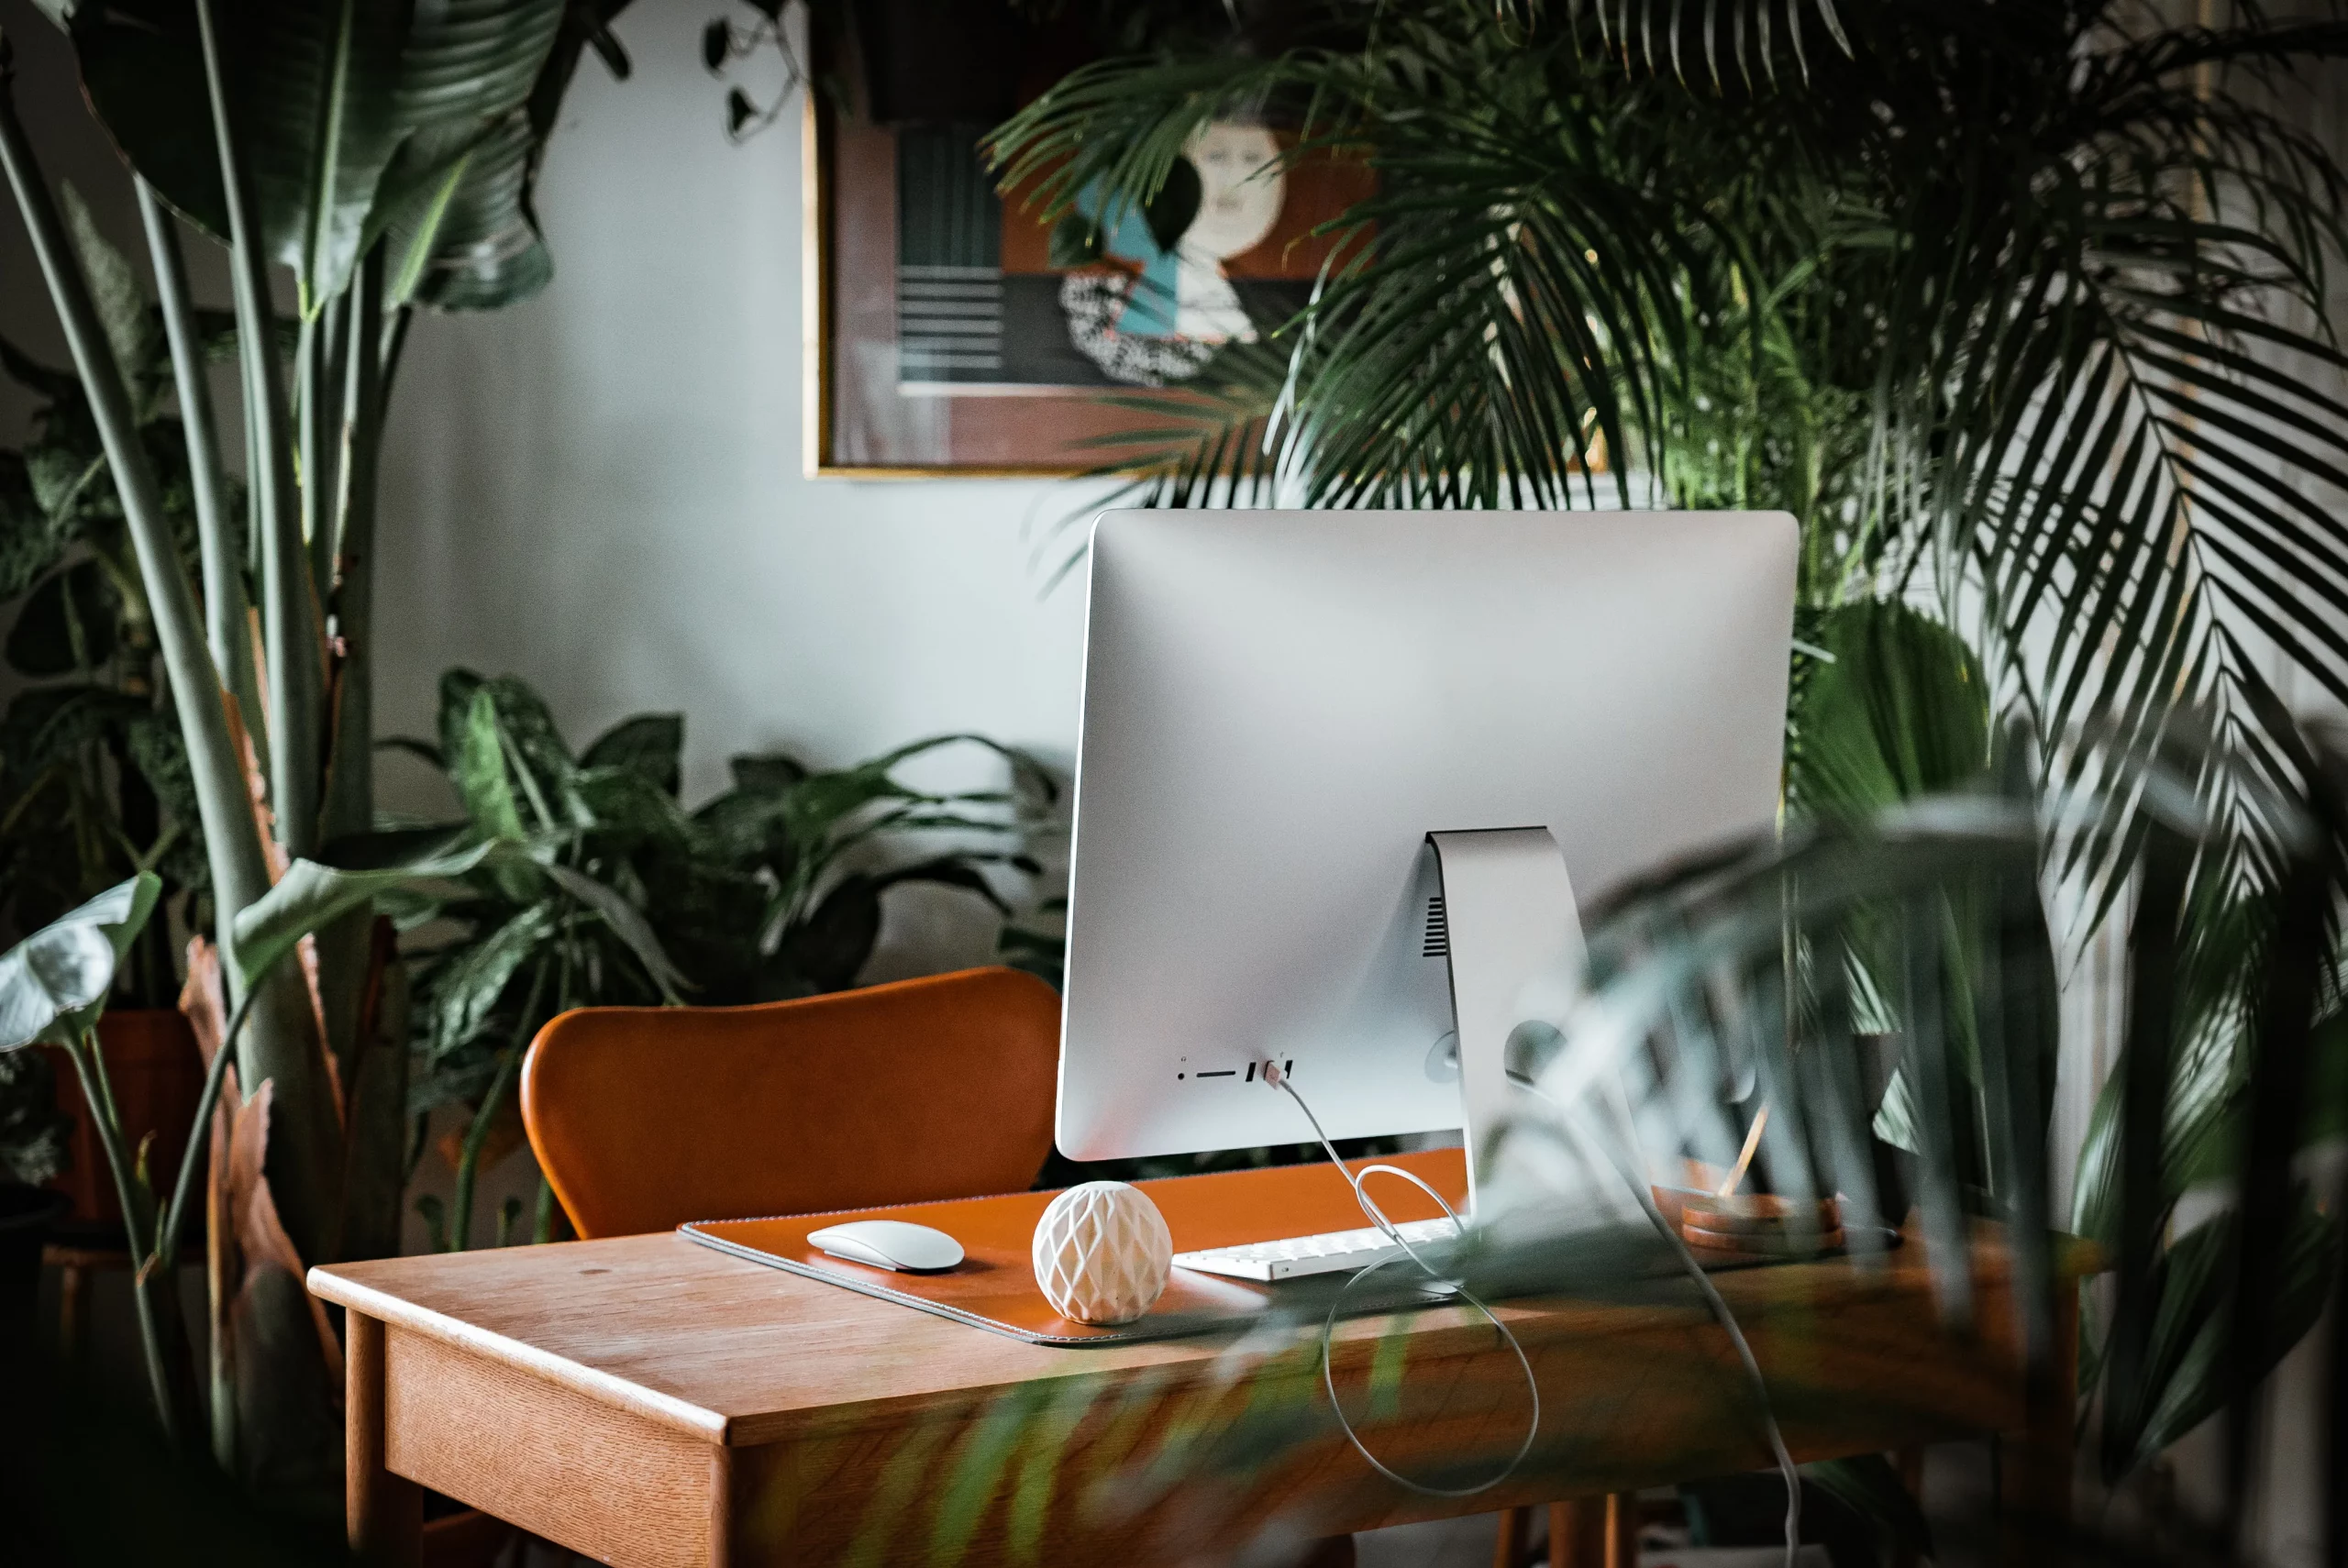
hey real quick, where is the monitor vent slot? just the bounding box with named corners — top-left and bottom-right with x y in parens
top-left (1422, 896), bottom-right (1449, 958)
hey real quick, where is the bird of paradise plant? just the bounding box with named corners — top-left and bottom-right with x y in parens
top-left (0, 0), bottom-right (646, 1492)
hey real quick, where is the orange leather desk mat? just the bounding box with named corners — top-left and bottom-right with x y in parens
top-left (681, 1148), bottom-right (1467, 1347)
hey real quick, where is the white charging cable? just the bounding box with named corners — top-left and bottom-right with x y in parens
top-left (1261, 1060), bottom-right (1542, 1498)
top-left (1264, 1055), bottom-right (1803, 1565)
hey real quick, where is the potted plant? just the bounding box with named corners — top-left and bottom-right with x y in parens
top-left (358, 668), bottom-right (1057, 1249)
top-left (989, 0), bottom-right (2348, 1496)
top-left (0, 232), bottom-right (222, 1233)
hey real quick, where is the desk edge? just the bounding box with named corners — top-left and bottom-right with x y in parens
top-left (307, 1226), bottom-right (2102, 1453)
top-left (307, 1265), bottom-right (732, 1443)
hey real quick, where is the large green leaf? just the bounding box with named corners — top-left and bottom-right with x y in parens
top-left (565, 766), bottom-right (695, 852)
top-left (380, 110), bottom-right (554, 311)
top-left (0, 872), bottom-right (161, 1049)
top-left (580, 712), bottom-right (684, 797)
top-left (428, 900), bottom-right (558, 1056)
top-left (774, 871), bottom-right (886, 996)
top-left (1789, 600), bottom-right (1989, 821)
top-left (438, 668), bottom-right (576, 825)
top-left (0, 920), bottom-right (116, 1052)
top-left (229, 828), bottom-right (505, 991)
top-left (771, 857), bottom-right (1016, 997)
top-left (2104, 1188), bottom-right (2342, 1472)
top-left (447, 685), bottom-right (528, 840)
top-left (56, 0), bottom-right (565, 311)
top-left (727, 752), bottom-right (809, 794)
top-left (60, 182), bottom-right (160, 416)
top-left (542, 861), bottom-right (688, 1001)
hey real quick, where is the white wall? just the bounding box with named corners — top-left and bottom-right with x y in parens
top-left (369, 0), bottom-right (1099, 974)
top-left (375, 0), bottom-right (1093, 779)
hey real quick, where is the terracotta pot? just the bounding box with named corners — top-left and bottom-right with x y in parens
top-left (39, 1010), bottom-right (205, 1232)
top-left (1678, 1190), bottom-right (1842, 1234)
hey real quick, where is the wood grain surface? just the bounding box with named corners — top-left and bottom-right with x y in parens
top-left (317, 1220), bottom-right (2085, 1568)
top-left (384, 1326), bottom-right (726, 1568)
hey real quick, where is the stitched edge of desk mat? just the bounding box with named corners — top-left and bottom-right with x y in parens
top-left (678, 1151), bottom-right (1471, 1346)
top-left (677, 1154), bottom-right (1897, 1347)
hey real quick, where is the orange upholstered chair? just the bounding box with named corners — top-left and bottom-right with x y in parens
top-left (520, 966), bottom-right (1062, 1238)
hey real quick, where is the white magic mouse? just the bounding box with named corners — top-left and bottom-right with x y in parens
top-left (807, 1220), bottom-right (965, 1274)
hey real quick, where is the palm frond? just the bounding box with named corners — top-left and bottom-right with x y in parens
top-left (991, 1), bottom-right (2348, 908)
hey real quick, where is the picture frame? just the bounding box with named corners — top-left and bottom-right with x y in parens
top-left (802, 17), bottom-right (1372, 479)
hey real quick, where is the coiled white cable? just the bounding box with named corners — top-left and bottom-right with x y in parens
top-left (1265, 1057), bottom-right (1803, 1567)
top-left (1262, 1061), bottom-right (1541, 1497)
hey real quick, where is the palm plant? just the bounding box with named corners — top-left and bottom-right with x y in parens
top-left (366, 669), bottom-right (1051, 1253)
top-left (0, 0), bottom-right (644, 1489)
top-left (992, 0), bottom-right (2348, 911)
top-left (990, 0), bottom-right (2348, 1508)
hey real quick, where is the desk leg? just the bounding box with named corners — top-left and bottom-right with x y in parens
top-left (1494, 1506), bottom-right (1533, 1568)
top-left (1547, 1498), bottom-right (1606, 1568)
top-left (347, 1312), bottom-right (422, 1568)
top-left (1606, 1493), bottom-right (1640, 1568)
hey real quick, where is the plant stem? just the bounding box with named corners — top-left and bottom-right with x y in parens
top-left (0, 43), bottom-right (274, 933)
top-left (301, 291), bottom-right (349, 598)
top-left (314, 251), bottom-right (387, 1088)
top-left (157, 982), bottom-right (260, 1274)
top-left (449, 961), bottom-right (549, 1252)
top-left (194, 0), bottom-right (321, 862)
top-left (64, 1031), bottom-right (179, 1446)
top-left (381, 304), bottom-right (413, 403)
top-left (449, 1048), bottom-right (521, 1253)
top-left (134, 178), bottom-right (246, 684)
top-left (207, 1207), bottom-right (235, 1474)
top-left (184, 0), bottom-right (345, 1270)
top-left (321, 244), bottom-right (382, 847)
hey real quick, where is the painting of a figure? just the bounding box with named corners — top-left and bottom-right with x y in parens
top-left (1055, 122), bottom-right (1293, 386)
top-left (814, 64), bottom-right (1373, 473)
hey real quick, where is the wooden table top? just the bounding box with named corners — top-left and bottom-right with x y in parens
top-left (309, 1221), bottom-right (2053, 1453)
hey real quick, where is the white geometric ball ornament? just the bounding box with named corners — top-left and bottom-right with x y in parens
top-left (1031, 1180), bottom-right (1173, 1326)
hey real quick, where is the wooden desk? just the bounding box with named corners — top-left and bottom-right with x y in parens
top-left (311, 1225), bottom-right (2076, 1568)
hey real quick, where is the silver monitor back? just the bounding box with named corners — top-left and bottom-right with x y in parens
top-left (1056, 509), bottom-right (1800, 1163)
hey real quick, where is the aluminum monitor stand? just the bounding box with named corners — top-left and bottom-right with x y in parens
top-left (1426, 827), bottom-right (1586, 1216)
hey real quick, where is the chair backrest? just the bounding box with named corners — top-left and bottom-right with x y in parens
top-left (520, 966), bottom-right (1062, 1238)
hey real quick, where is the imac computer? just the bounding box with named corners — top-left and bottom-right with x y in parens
top-left (1055, 509), bottom-right (1800, 1242)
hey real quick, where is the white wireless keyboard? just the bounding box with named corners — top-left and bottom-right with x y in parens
top-left (1171, 1217), bottom-right (1459, 1282)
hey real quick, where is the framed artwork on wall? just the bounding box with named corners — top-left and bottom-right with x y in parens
top-left (803, 11), bottom-right (1374, 478)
